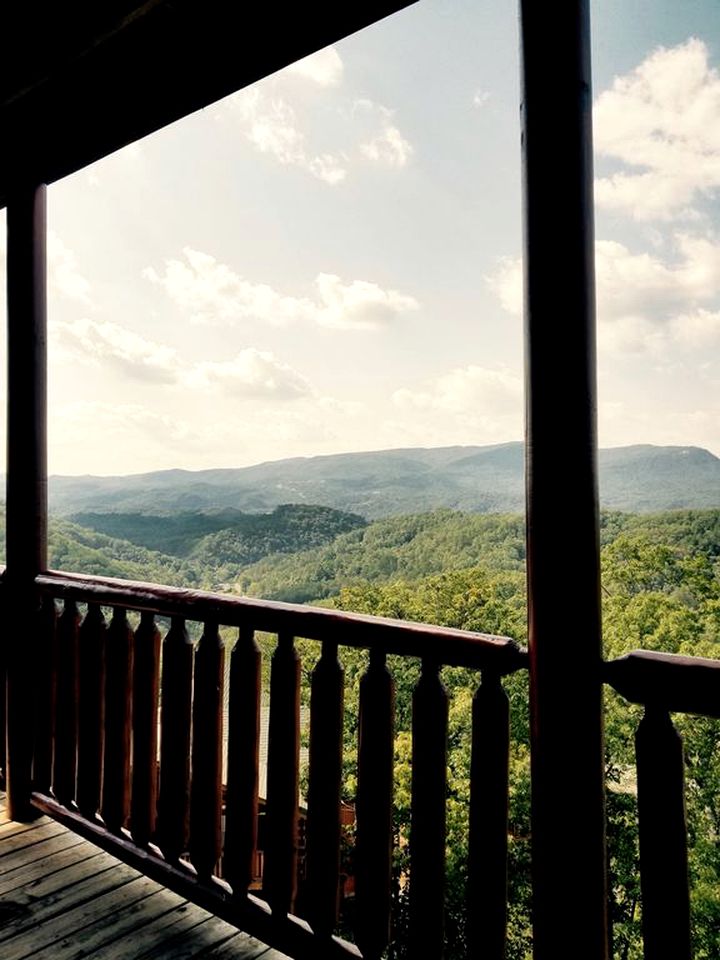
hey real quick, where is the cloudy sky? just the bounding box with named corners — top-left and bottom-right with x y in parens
top-left (3, 0), bottom-right (720, 475)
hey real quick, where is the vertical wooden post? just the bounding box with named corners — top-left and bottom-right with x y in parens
top-left (76, 603), bottom-right (106, 820)
top-left (224, 627), bottom-right (262, 896)
top-left (408, 659), bottom-right (447, 959)
top-left (189, 621), bottom-right (224, 880)
top-left (131, 611), bottom-right (161, 848)
top-left (156, 617), bottom-right (193, 863)
top-left (5, 184), bottom-right (47, 821)
top-left (354, 649), bottom-right (395, 960)
top-left (304, 639), bottom-right (344, 938)
top-left (102, 607), bottom-right (133, 833)
top-left (636, 708), bottom-right (691, 960)
top-left (32, 596), bottom-right (57, 795)
top-left (520, 3), bottom-right (608, 959)
top-left (263, 632), bottom-right (301, 916)
top-left (54, 600), bottom-right (80, 806)
top-left (467, 672), bottom-right (509, 959)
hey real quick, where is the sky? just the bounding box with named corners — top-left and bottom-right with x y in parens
top-left (2, 0), bottom-right (720, 476)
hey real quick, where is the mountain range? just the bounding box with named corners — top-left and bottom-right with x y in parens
top-left (48, 442), bottom-right (720, 519)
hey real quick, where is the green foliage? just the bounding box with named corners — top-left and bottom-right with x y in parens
top-left (3, 498), bottom-right (719, 957)
top-left (319, 510), bottom-right (720, 959)
top-left (236, 510), bottom-right (526, 602)
top-left (71, 504), bottom-right (366, 563)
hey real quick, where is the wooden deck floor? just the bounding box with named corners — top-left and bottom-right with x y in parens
top-left (0, 793), bottom-right (289, 960)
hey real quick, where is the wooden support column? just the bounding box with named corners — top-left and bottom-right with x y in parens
top-left (5, 184), bottom-right (48, 820)
top-left (519, 4), bottom-right (608, 959)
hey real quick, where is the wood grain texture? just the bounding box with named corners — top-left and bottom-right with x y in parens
top-left (224, 627), bottom-right (261, 896)
top-left (156, 618), bottom-right (193, 863)
top-left (189, 622), bottom-right (224, 880)
top-left (131, 611), bottom-right (161, 848)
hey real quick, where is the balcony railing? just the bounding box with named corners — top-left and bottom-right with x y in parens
top-left (16, 569), bottom-right (527, 960)
top-left (1, 570), bottom-right (719, 959)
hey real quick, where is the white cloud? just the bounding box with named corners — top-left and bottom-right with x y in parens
top-left (51, 314), bottom-right (316, 401)
top-left (595, 234), bottom-right (720, 318)
top-left (486, 233), bottom-right (720, 353)
top-left (394, 364), bottom-right (522, 415)
top-left (230, 88), bottom-right (347, 184)
top-left (185, 349), bottom-right (312, 399)
top-left (314, 273), bottom-right (419, 329)
top-left (668, 309), bottom-right (720, 347)
top-left (51, 317), bottom-right (179, 383)
top-left (485, 256), bottom-right (523, 316)
top-left (594, 38), bottom-right (720, 221)
top-left (473, 90), bottom-right (491, 108)
top-left (285, 46), bottom-right (344, 87)
top-left (224, 74), bottom-right (414, 182)
top-left (356, 100), bottom-right (414, 169)
top-left (48, 232), bottom-right (93, 305)
top-left (143, 248), bottom-right (317, 327)
top-left (144, 248), bottom-right (419, 331)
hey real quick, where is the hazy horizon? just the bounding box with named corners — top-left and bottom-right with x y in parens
top-left (36, 438), bottom-right (719, 480)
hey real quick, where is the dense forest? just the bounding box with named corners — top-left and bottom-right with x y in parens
top-left (1, 503), bottom-right (718, 957)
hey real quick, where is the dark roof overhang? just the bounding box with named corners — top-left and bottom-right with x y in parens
top-left (1, 1), bottom-right (416, 207)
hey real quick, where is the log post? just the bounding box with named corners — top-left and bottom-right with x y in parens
top-left (520, 2), bottom-right (608, 957)
top-left (5, 183), bottom-right (47, 821)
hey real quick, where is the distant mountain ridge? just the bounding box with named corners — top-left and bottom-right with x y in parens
top-left (47, 442), bottom-right (720, 518)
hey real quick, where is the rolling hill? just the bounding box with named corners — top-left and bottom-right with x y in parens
top-left (47, 443), bottom-right (720, 518)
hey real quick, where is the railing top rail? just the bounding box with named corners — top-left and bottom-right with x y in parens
top-left (604, 649), bottom-right (720, 719)
top-left (36, 569), bottom-right (528, 674)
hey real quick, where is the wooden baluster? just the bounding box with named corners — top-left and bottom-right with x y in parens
top-left (263, 632), bottom-right (301, 917)
top-left (190, 621), bottom-right (225, 880)
top-left (33, 596), bottom-right (57, 795)
top-left (224, 626), bottom-right (261, 896)
top-left (102, 607), bottom-right (133, 833)
top-left (53, 599), bottom-right (79, 805)
top-left (409, 658), bottom-right (448, 958)
top-left (157, 617), bottom-right (194, 863)
top-left (467, 672), bottom-right (510, 960)
top-left (304, 640), bottom-right (344, 938)
top-left (131, 611), bottom-right (161, 848)
top-left (354, 648), bottom-right (395, 960)
top-left (636, 707), bottom-right (691, 960)
top-left (76, 603), bottom-right (106, 820)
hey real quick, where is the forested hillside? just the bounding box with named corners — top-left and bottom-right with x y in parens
top-left (46, 442), bottom-right (720, 517)
top-left (70, 504), bottom-right (366, 562)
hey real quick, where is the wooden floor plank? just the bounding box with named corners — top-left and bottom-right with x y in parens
top-left (0, 862), bottom-right (141, 947)
top-left (1, 874), bottom-right (161, 960)
top-left (0, 830), bottom-right (86, 877)
top-left (201, 930), bottom-right (287, 959)
top-left (0, 819), bottom-right (50, 841)
top-left (96, 901), bottom-right (210, 960)
top-left (0, 844), bottom-right (105, 897)
top-left (0, 821), bottom-right (67, 858)
top-left (134, 915), bottom-right (247, 960)
top-left (2, 850), bottom-right (118, 903)
top-left (0, 792), bottom-right (290, 960)
top-left (30, 887), bottom-right (188, 960)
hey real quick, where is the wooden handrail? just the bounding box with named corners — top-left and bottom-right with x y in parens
top-left (604, 650), bottom-right (720, 718)
top-left (35, 569), bottom-right (527, 673)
